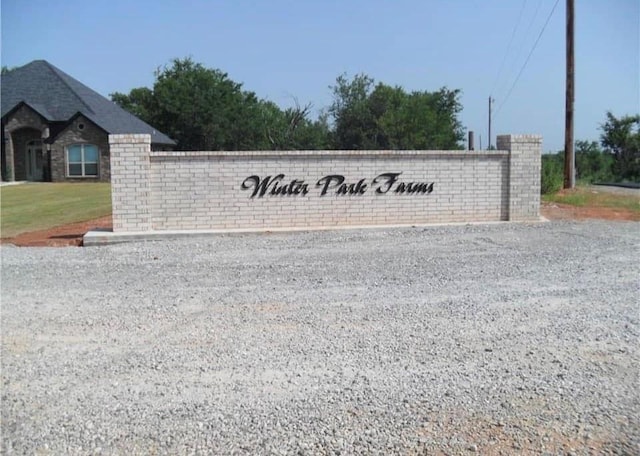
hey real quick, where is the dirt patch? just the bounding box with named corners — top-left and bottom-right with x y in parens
top-left (1, 202), bottom-right (637, 247)
top-left (541, 202), bottom-right (639, 222)
top-left (1, 215), bottom-right (112, 247)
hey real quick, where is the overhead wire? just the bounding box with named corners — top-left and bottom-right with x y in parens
top-left (493, 0), bottom-right (543, 101)
top-left (490, 0), bottom-right (528, 97)
top-left (494, 0), bottom-right (561, 118)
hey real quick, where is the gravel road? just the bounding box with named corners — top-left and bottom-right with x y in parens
top-left (1, 220), bottom-right (638, 455)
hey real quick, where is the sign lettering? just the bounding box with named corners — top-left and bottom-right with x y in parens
top-left (241, 173), bottom-right (434, 198)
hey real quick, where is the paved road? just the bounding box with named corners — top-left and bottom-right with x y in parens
top-left (590, 184), bottom-right (640, 196)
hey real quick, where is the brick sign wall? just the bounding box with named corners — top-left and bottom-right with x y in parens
top-left (109, 134), bottom-right (541, 233)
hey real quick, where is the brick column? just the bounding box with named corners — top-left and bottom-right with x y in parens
top-left (109, 134), bottom-right (151, 232)
top-left (498, 134), bottom-right (542, 221)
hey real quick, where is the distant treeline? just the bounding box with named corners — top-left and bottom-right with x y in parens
top-left (111, 58), bottom-right (464, 152)
top-left (112, 58), bottom-right (638, 193)
top-left (542, 113), bottom-right (640, 193)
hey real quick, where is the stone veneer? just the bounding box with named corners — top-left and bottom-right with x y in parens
top-left (109, 134), bottom-right (541, 233)
top-left (2, 104), bottom-right (48, 181)
top-left (2, 105), bottom-right (111, 182)
top-left (49, 115), bottom-right (110, 182)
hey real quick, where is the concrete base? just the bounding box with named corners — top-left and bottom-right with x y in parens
top-left (83, 218), bottom-right (548, 246)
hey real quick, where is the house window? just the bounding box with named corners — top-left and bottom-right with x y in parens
top-left (66, 144), bottom-right (99, 177)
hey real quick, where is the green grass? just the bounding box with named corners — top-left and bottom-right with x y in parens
top-left (543, 186), bottom-right (640, 213)
top-left (1, 183), bottom-right (111, 238)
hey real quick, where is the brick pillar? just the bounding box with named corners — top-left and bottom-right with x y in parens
top-left (498, 134), bottom-right (542, 221)
top-left (109, 134), bottom-right (151, 232)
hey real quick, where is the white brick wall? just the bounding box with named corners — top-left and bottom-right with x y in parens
top-left (109, 134), bottom-right (152, 232)
top-left (498, 134), bottom-right (542, 220)
top-left (109, 135), bottom-right (541, 232)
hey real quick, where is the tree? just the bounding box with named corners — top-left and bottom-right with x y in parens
top-left (111, 87), bottom-right (155, 122)
top-left (328, 73), bottom-right (464, 150)
top-left (369, 83), bottom-right (411, 149)
top-left (153, 58), bottom-right (258, 150)
top-left (329, 73), bottom-right (378, 149)
top-left (112, 62), bottom-right (465, 152)
top-left (259, 99), bottom-right (331, 150)
top-left (574, 140), bottom-right (614, 183)
top-left (112, 58), bottom-right (262, 150)
top-left (378, 87), bottom-right (464, 150)
top-left (541, 152), bottom-right (564, 194)
top-left (600, 112), bottom-right (640, 182)
top-left (112, 58), bottom-right (331, 151)
top-left (295, 111), bottom-right (333, 150)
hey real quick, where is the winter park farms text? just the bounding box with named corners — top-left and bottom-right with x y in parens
top-left (241, 173), bottom-right (435, 198)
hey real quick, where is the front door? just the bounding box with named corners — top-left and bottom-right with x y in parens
top-left (25, 140), bottom-right (43, 181)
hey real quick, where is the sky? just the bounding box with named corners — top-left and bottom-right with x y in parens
top-left (1, 0), bottom-right (638, 152)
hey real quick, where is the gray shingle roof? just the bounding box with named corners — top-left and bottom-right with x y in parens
top-left (1, 60), bottom-right (175, 145)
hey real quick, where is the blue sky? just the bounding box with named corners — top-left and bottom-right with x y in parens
top-left (2, 0), bottom-right (638, 152)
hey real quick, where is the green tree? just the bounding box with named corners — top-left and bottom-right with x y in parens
top-left (328, 73), bottom-right (464, 150)
top-left (111, 87), bottom-right (156, 122)
top-left (258, 100), bottom-right (331, 150)
top-left (112, 58), bottom-right (262, 150)
top-left (299, 111), bottom-right (334, 150)
top-left (153, 58), bottom-right (258, 150)
top-left (541, 152), bottom-right (564, 194)
top-left (112, 58), bottom-right (331, 151)
top-left (574, 140), bottom-right (614, 183)
top-left (380, 88), bottom-right (464, 150)
top-left (329, 73), bottom-right (378, 149)
top-left (600, 112), bottom-right (640, 182)
top-left (367, 83), bottom-right (406, 148)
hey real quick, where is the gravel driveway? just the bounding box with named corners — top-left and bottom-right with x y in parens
top-left (1, 220), bottom-right (638, 455)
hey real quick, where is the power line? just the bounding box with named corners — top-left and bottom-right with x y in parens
top-left (490, 0), bottom-right (528, 97)
top-left (494, 0), bottom-right (561, 118)
top-left (494, 0), bottom-right (543, 100)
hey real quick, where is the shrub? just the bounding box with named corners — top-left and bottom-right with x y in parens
top-left (601, 112), bottom-right (640, 183)
top-left (575, 140), bottom-right (615, 184)
top-left (541, 154), bottom-right (564, 194)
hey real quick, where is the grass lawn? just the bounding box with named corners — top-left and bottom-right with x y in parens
top-left (543, 186), bottom-right (640, 214)
top-left (1, 183), bottom-right (111, 238)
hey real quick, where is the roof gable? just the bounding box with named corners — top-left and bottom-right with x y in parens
top-left (2, 101), bottom-right (51, 124)
top-left (1, 60), bottom-right (175, 145)
top-left (46, 112), bottom-right (109, 144)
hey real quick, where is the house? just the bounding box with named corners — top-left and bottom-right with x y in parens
top-left (1, 60), bottom-right (175, 182)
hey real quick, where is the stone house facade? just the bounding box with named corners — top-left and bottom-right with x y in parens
top-left (1, 60), bottom-right (174, 182)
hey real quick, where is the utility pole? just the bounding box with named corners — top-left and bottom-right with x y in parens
top-left (488, 96), bottom-right (493, 149)
top-left (564, 0), bottom-right (575, 188)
